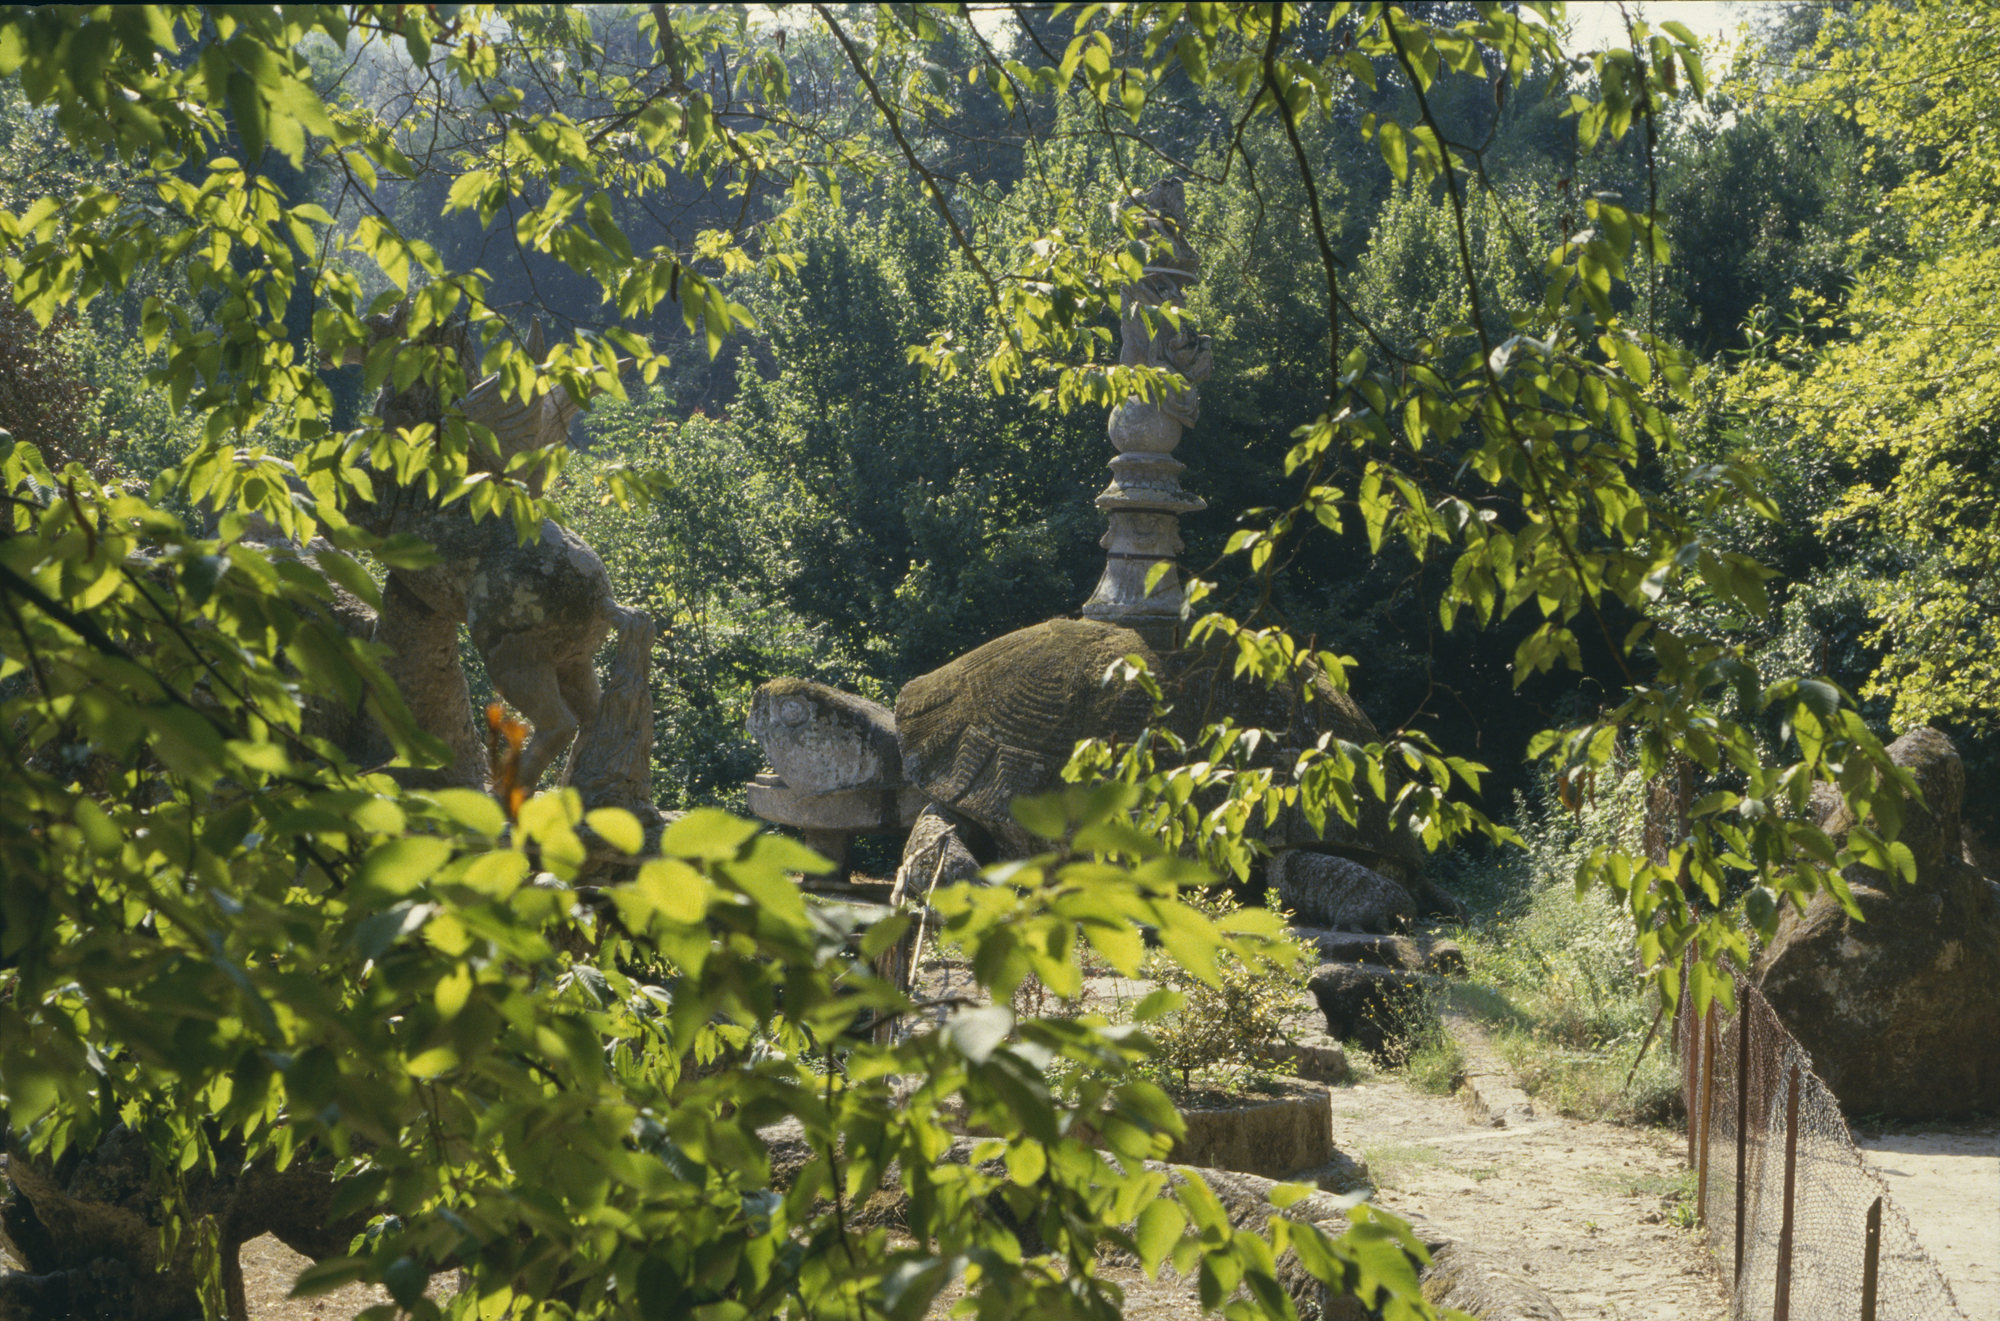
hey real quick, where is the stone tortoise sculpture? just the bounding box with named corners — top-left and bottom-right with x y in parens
top-left (746, 616), bottom-right (1460, 921)
top-left (740, 679), bottom-right (925, 880)
top-left (891, 617), bottom-right (1454, 909)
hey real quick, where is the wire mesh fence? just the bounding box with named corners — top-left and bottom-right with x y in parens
top-left (1677, 970), bottom-right (1969, 1321)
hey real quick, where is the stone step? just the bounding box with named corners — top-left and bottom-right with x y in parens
top-left (1288, 926), bottom-right (1466, 975)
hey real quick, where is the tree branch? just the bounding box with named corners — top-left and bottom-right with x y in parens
top-left (815, 4), bottom-right (1001, 305)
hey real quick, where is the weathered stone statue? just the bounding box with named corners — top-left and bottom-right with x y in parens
top-left (349, 310), bottom-right (651, 799)
top-left (0, 318), bottom-right (666, 1320)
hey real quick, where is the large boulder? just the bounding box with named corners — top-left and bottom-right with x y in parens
top-left (1306, 963), bottom-right (1434, 1060)
top-left (1755, 727), bottom-right (2000, 1118)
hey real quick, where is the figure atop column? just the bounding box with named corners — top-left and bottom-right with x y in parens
top-left (1081, 176), bottom-right (1211, 647)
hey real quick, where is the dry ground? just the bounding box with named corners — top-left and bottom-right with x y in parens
top-left (1854, 1118), bottom-right (2000, 1320)
top-left (1327, 1070), bottom-right (1726, 1321)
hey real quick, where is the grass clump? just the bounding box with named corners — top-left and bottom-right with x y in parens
top-left (1359, 1141), bottom-right (1446, 1190)
top-left (1401, 1032), bottom-right (1467, 1096)
top-left (1376, 979), bottom-right (1464, 1094)
top-left (1443, 763), bottom-right (1689, 1126)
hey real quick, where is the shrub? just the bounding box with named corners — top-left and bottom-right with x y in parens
top-left (1139, 891), bottom-right (1306, 1097)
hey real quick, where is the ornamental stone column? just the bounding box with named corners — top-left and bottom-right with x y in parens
top-left (1081, 177), bottom-right (1211, 649)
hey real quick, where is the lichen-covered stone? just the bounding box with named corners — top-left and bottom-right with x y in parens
top-left (1307, 963), bottom-right (1434, 1060)
top-left (1271, 853), bottom-right (1415, 933)
top-left (896, 618), bottom-right (1158, 854)
top-left (1756, 726), bottom-right (2000, 1117)
top-left (893, 616), bottom-right (1434, 882)
top-left (1170, 1079), bottom-right (1333, 1178)
top-left (348, 314), bottom-right (635, 793)
top-left (892, 804), bottom-right (986, 902)
top-left (1422, 1241), bottom-right (1567, 1320)
top-left (1289, 929), bottom-right (1467, 976)
top-left (1262, 1034), bottom-right (1352, 1084)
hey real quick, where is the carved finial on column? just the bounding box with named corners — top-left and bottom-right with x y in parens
top-left (1081, 176), bottom-right (1211, 647)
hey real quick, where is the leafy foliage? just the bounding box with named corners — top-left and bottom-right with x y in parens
top-left (1136, 891), bottom-right (1303, 1097)
top-left (0, 3), bottom-right (1964, 1320)
top-left (1717, 0), bottom-right (2000, 733)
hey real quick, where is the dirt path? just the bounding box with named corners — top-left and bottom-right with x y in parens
top-left (1331, 1068), bottom-right (1726, 1321)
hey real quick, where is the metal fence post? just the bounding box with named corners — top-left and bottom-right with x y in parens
top-left (1861, 1195), bottom-right (1883, 1321)
top-left (1684, 954), bottom-right (1699, 1169)
top-left (1774, 1062), bottom-right (1802, 1321)
top-left (1734, 1002), bottom-right (1750, 1285)
top-left (1697, 1004), bottom-right (1717, 1224)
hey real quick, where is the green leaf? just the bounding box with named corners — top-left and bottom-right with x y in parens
top-left (661, 808), bottom-right (758, 861)
top-left (1131, 988), bottom-right (1185, 1023)
top-left (1135, 1198), bottom-right (1185, 1273)
top-left (1011, 792), bottom-right (1070, 842)
top-left (73, 797), bottom-right (122, 855)
top-left (631, 858), bottom-right (711, 925)
top-left (586, 807), bottom-right (644, 855)
top-left (1378, 120), bottom-right (1409, 183)
top-left (425, 789), bottom-right (507, 837)
top-left (225, 69), bottom-right (266, 162)
top-left (458, 849), bottom-right (528, 898)
top-left (357, 836), bottom-right (453, 898)
top-left (1004, 1139), bottom-right (1046, 1186)
top-left (946, 1005), bottom-right (1013, 1063)
top-left (312, 546), bottom-right (382, 610)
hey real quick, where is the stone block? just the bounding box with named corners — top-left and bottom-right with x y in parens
top-left (1271, 851), bottom-right (1416, 933)
top-left (1170, 1079), bottom-right (1334, 1180)
top-left (744, 777), bottom-right (926, 832)
top-left (1263, 1033), bottom-right (1351, 1084)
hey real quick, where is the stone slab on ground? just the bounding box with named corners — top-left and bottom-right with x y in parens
top-left (1444, 1010), bottom-right (1536, 1129)
top-left (1855, 1121), bottom-right (2000, 1321)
